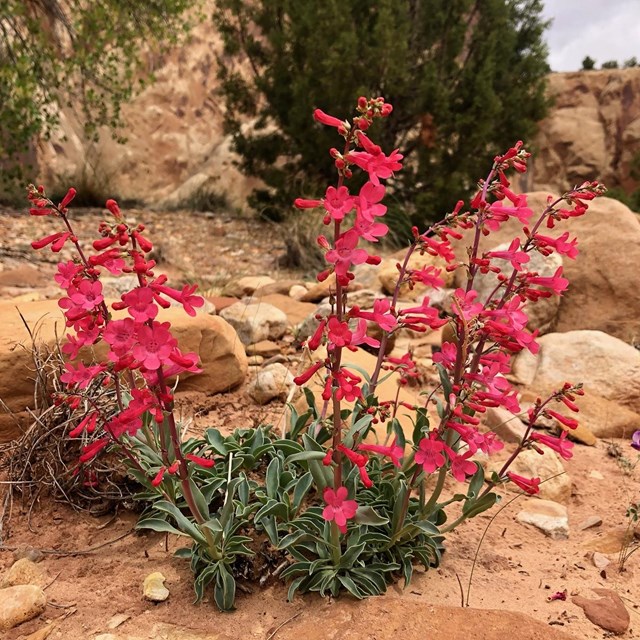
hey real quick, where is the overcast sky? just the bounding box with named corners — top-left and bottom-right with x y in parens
top-left (541, 0), bottom-right (640, 72)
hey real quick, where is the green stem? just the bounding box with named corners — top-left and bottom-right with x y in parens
top-left (330, 522), bottom-right (342, 565)
top-left (423, 465), bottom-right (448, 516)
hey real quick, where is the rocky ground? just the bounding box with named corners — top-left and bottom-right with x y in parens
top-left (0, 203), bottom-right (639, 639)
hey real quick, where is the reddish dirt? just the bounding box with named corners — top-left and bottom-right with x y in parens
top-left (1, 440), bottom-right (639, 639)
top-left (1, 206), bottom-right (639, 639)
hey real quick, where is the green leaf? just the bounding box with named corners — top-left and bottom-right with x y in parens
top-left (265, 457), bottom-right (282, 498)
top-left (205, 429), bottom-right (228, 455)
top-left (214, 564), bottom-right (236, 611)
top-left (391, 480), bottom-right (408, 534)
top-left (286, 450), bottom-right (327, 464)
top-left (187, 477), bottom-right (210, 520)
top-left (277, 530), bottom-right (313, 550)
top-left (173, 547), bottom-right (193, 559)
top-left (273, 439), bottom-right (304, 456)
top-left (154, 500), bottom-right (205, 544)
top-left (254, 498), bottom-right (288, 524)
top-left (292, 472), bottom-right (313, 512)
top-left (136, 517), bottom-right (189, 537)
top-left (354, 505), bottom-right (389, 526)
top-left (338, 574), bottom-right (366, 599)
top-left (462, 492), bottom-right (499, 519)
top-left (466, 463), bottom-right (484, 499)
top-left (287, 575), bottom-right (306, 602)
top-left (463, 495), bottom-right (495, 521)
top-left (435, 363), bottom-right (453, 399)
top-left (219, 477), bottom-right (242, 530)
top-left (303, 386), bottom-right (318, 416)
top-left (201, 517), bottom-right (223, 533)
top-left (339, 541), bottom-right (366, 569)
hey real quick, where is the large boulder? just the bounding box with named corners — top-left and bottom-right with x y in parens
top-left (219, 301), bottom-right (288, 345)
top-left (516, 330), bottom-right (640, 416)
top-left (0, 300), bottom-right (247, 443)
top-left (453, 193), bottom-right (640, 343)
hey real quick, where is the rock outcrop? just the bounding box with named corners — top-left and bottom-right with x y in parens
top-left (527, 69), bottom-right (640, 197)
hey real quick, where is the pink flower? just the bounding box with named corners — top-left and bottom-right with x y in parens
top-left (486, 238), bottom-right (530, 271)
top-left (186, 453), bottom-right (216, 468)
top-left (323, 186), bottom-right (354, 222)
top-left (358, 438), bottom-right (404, 467)
top-left (294, 197), bottom-right (322, 209)
top-left (327, 317), bottom-right (353, 348)
top-left (293, 360), bottom-right (325, 385)
top-left (55, 261), bottom-right (82, 288)
top-left (69, 412), bottom-right (99, 438)
top-left (506, 472), bottom-right (540, 495)
top-left (352, 298), bottom-right (397, 332)
top-left (355, 181), bottom-right (387, 221)
top-left (525, 267), bottom-right (569, 295)
top-left (415, 433), bottom-right (446, 473)
top-left (432, 341), bottom-right (457, 369)
top-left (451, 288), bottom-right (484, 321)
top-left (89, 249), bottom-right (126, 275)
top-left (132, 321), bottom-right (176, 370)
top-left (532, 231), bottom-right (578, 260)
top-left (409, 265), bottom-right (445, 288)
top-left (32, 231), bottom-right (71, 252)
top-left (337, 444), bottom-right (373, 488)
top-left (122, 287), bottom-right (158, 322)
top-left (446, 449), bottom-right (477, 482)
top-left (418, 235), bottom-right (456, 263)
top-left (484, 200), bottom-right (533, 231)
top-left (68, 279), bottom-right (104, 311)
top-left (325, 229), bottom-right (371, 282)
top-left (104, 318), bottom-right (138, 359)
top-left (530, 431), bottom-right (574, 460)
top-left (151, 282), bottom-right (204, 317)
top-left (544, 408), bottom-right (578, 430)
top-left (353, 213), bottom-right (388, 242)
top-left (349, 133), bottom-right (403, 185)
top-left (322, 486), bottom-right (358, 533)
top-left (398, 297), bottom-right (448, 331)
top-left (349, 318), bottom-right (380, 350)
top-left (60, 362), bottom-right (106, 389)
top-left (331, 368), bottom-right (362, 402)
top-left (105, 408), bottom-right (144, 439)
top-left (314, 109), bottom-right (347, 132)
top-left (79, 438), bottom-right (109, 463)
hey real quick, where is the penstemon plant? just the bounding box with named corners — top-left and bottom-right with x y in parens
top-left (27, 96), bottom-right (605, 610)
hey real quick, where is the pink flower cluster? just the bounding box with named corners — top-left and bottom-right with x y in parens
top-left (293, 100), bottom-right (605, 534)
top-left (28, 186), bottom-right (205, 468)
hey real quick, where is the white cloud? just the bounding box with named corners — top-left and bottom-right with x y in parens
top-left (541, 0), bottom-right (640, 71)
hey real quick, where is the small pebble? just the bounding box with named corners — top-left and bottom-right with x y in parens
top-left (143, 572), bottom-right (169, 602)
top-left (578, 515), bottom-right (603, 531)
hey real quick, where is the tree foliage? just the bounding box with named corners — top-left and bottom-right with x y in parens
top-left (582, 56), bottom-right (596, 70)
top-left (0, 0), bottom-right (197, 189)
top-left (214, 0), bottom-right (550, 226)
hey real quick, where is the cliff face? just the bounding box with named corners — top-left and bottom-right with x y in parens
top-left (36, 17), bottom-right (257, 209)
top-left (526, 69), bottom-right (640, 195)
top-left (35, 32), bottom-right (640, 208)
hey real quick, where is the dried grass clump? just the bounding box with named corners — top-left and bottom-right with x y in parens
top-left (0, 323), bottom-right (136, 531)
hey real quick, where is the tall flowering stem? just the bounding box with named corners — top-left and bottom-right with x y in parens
top-left (27, 185), bottom-right (221, 559)
top-left (294, 98), bottom-right (605, 540)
